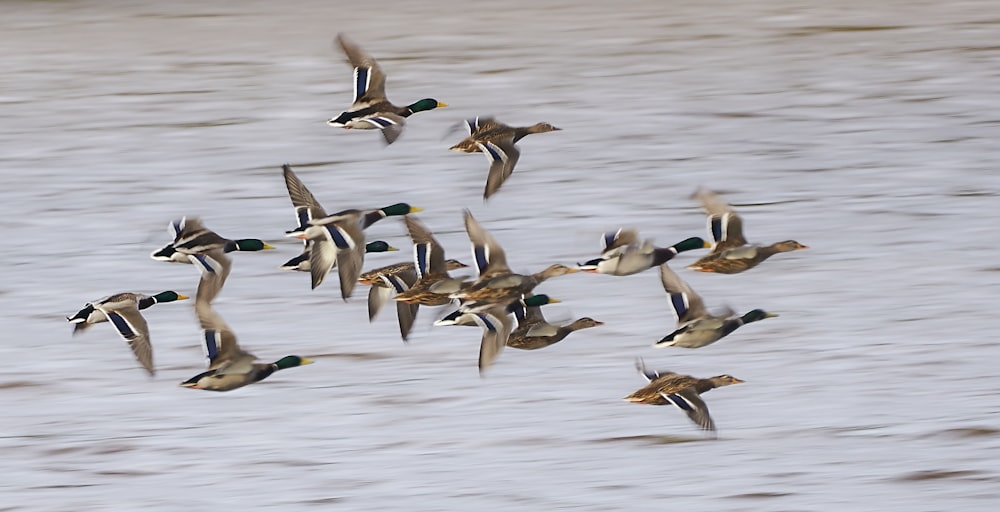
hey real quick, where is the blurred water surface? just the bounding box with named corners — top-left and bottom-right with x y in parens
top-left (2, 0), bottom-right (1000, 510)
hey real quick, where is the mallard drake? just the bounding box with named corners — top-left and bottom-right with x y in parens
top-left (449, 116), bottom-right (561, 199)
top-left (688, 188), bottom-right (807, 274)
top-left (181, 273), bottom-right (312, 391)
top-left (66, 291), bottom-right (189, 375)
top-left (281, 165), bottom-right (400, 272)
top-left (150, 217), bottom-right (273, 264)
top-left (625, 358), bottom-right (744, 433)
top-left (654, 264), bottom-right (777, 348)
top-left (506, 298), bottom-right (603, 350)
top-left (280, 241), bottom-right (398, 272)
top-left (283, 165), bottom-right (421, 298)
top-left (327, 33), bottom-right (446, 144)
top-left (578, 228), bottom-right (709, 276)
top-left (451, 210), bottom-right (578, 309)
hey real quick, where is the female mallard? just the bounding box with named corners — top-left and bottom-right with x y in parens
top-left (327, 34), bottom-right (446, 144)
top-left (181, 275), bottom-right (312, 391)
top-left (625, 358), bottom-right (744, 433)
top-left (578, 228), bottom-right (709, 276)
top-left (284, 165), bottom-right (421, 298)
top-left (506, 300), bottom-right (603, 350)
top-left (66, 291), bottom-right (189, 375)
top-left (393, 215), bottom-right (471, 307)
top-left (151, 217), bottom-right (273, 264)
top-left (688, 188), bottom-right (807, 274)
top-left (654, 264), bottom-right (777, 348)
top-left (449, 116), bottom-right (561, 199)
top-left (361, 258), bottom-right (468, 342)
top-left (452, 210), bottom-right (578, 309)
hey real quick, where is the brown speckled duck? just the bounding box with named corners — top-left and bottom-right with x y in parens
top-left (625, 358), bottom-right (744, 433)
top-left (506, 295), bottom-right (603, 350)
top-left (449, 116), bottom-right (561, 199)
top-left (688, 188), bottom-right (807, 274)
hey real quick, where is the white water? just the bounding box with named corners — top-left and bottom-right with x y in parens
top-left (2, 1), bottom-right (999, 510)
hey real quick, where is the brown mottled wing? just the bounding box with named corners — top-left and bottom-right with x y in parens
top-left (693, 188), bottom-right (748, 253)
top-left (658, 264), bottom-right (707, 323)
top-left (463, 210), bottom-right (510, 279)
top-left (336, 33), bottom-right (387, 103)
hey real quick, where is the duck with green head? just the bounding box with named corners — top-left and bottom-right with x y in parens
top-left (151, 217), bottom-right (273, 264)
top-left (181, 277), bottom-right (312, 392)
top-left (290, 201), bottom-right (422, 299)
top-left (578, 228), bottom-right (709, 276)
top-left (327, 33), bottom-right (446, 144)
top-left (654, 264), bottom-right (777, 348)
top-left (66, 290), bottom-right (189, 376)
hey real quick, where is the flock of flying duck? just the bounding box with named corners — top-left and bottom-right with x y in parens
top-left (65, 34), bottom-right (807, 434)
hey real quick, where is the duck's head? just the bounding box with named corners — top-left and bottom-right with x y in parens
top-left (445, 259), bottom-right (470, 270)
top-left (380, 203), bottom-right (423, 217)
top-left (529, 122), bottom-right (561, 133)
top-left (538, 263), bottom-right (580, 278)
top-left (741, 309), bottom-right (778, 324)
top-left (226, 239), bottom-right (275, 252)
top-left (522, 294), bottom-right (560, 307)
top-left (774, 240), bottom-right (808, 252)
top-left (569, 317), bottom-right (604, 331)
top-left (365, 240), bottom-right (399, 253)
top-left (407, 99), bottom-right (448, 113)
top-left (152, 291), bottom-right (189, 303)
top-left (273, 355), bottom-right (314, 370)
top-left (674, 237), bottom-right (712, 252)
top-left (710, 374), bottom-right (745, 387)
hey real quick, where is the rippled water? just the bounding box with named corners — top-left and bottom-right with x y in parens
top-left (3, 0), bottom-right (1000, 510)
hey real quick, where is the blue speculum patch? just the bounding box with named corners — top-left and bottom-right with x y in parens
top-left (710, 217), bottom-right (724, 243)
top-left (107, 312), bottom-right (136, 339)
top-left (415, 244), bottom-right (430, 276)
top-left (203, 331), bottom-right (219, 359)
top-left (327, 226), bottom-right (351, 249)
top-left (483, 143), bottom-right (504, 162)
top-left (355, 67), bottom-right (369, 100)
top-left (667, 394), bottom-right (692, 411)
top-left (670, 293), bottom-right (688, 317)
top-left (474, 246), bottom-right (489, 274)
